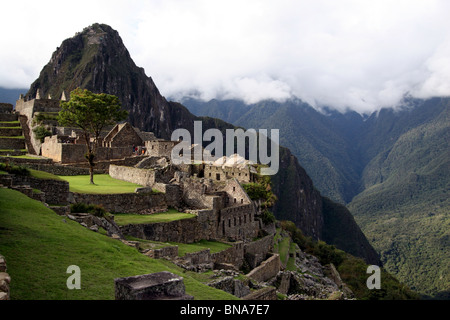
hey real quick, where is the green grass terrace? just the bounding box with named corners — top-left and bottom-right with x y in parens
top-left (114, 209), bottom-right (196, 225)
top-left (58, 174), bottom-right (144, 194)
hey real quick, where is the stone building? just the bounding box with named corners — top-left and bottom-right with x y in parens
top-left (102, 122), bottom-right (143, 148)
top-left (204, 163), bottom-right (255, 183)
top-left (41, 122), bottom-right (157, 164)
top-left (15, 90), bottom-right (63, 155)
top-left (145, 139), bottom-right (180, 158)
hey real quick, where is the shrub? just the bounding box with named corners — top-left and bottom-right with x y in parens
top-left (261, 209), bottom-right (276, 224)
top-left (280, 220), bottom-right (345, 267)
top-left (0, 162), bottom-right (30, 176)
top-left (243, 183), bottom-right (267, 200)
top-left (33, 126), bottom-right (52, 143)
top-left (243, 181), bottom-right (277, 208)
top-left (70, 203), bottom-right (107, 217)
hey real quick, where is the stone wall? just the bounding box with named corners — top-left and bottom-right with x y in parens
top-left (153, 183), bottom-right (181, 208)
top-left (15, 98), bottom-right (60, 116)
top-left (0, 113), bottom-right (17, 122)
top-left (143, 246), bottom-right (178, 260)
top-left (222, 178), bottom-right (253, 207)
top-left (145, 140), bottom-right (179, 158)
top-left (211, 242), bottom-right (245, 269)
top-left (246, 254), bottom-right (280, 283)
top-left (0, 128), bottom-right (23, 136)
top-left (114, 271), bottom-right (193, 300)
top-left (217, 204), bottom-right (259, 241)
top-left (69, 192), bottom-right (167, 214)
top-left (109, 164), bottom-right (155, 187)
top-left (120, 213), bottom-right (217, 243)
top-left (42, 135), bottom-right (135, 164)
top-left (15, 98), bottom-right (62, 155)
top-left (120, 200), bottom-right (262, 244)
top-left (172, 240), bottom-right (273, 273)
top-left (204, 164), bottom-right (252, 183)
top-left (11, 175), bottom-right (70, 205)
top-left (0, 254), bottom-right (10, 300)
top-left (182, 249), bottom-right (212, 269)
top-left (41, 135), bottom-right (68, 162)
top-left (242, 287), bottom-right (277, 300)
top-left (0, 137), bottom-right (25, 149)
top-left (1, 156), bottom-right (53, 165)
top-left (243, 235), bottom-right (274, 269)
top-left (181, 178), bottom-right (216, 209)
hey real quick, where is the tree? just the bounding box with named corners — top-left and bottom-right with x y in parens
top-left (58, 88), bottom-right (128, 184)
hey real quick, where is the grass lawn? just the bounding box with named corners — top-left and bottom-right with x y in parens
top-left (0, 121), bottom-right (20, 124)
top-left (114, 209), bottom-right (196, 225)
top-left (29, 169), bottom-right (64, 181)
top-left (0, 136), bottom-right (25, 139)
top-left (127, 237), bottom-right (232, 257)
top-left (0, 188), bottom-right (237, 300)
top-left (286, 242), bottom-right (297, 271)
top-left (59, 174), bottom-right (143, 194)
top-left (173, 240), bottom-right (232, 257)
top-left (1, 155), bottom-right (39, 159)
top-left (274, 228), bottom-right (291, 268)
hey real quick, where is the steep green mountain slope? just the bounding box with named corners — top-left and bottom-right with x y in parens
top-left (182, 97), bottom-right (450, 298)
top-left (348, 104), bottom-right (450, 298)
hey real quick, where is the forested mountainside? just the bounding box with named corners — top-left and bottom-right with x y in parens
top-left (182, 96), bottom-right (450, 298)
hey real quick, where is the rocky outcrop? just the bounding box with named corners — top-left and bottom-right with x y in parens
top-left (271, 147), bottom-right (323, 239)
top-left (208, 275), bottom-right (251, 298)
top-left (66, 212), bottom-right (124, 238)
top-left (268, 244), bottom-right (354, 300)
top-left (0, 254), bottom-right (10, 300)
top-left (114, 271), bottom-right (193, 300)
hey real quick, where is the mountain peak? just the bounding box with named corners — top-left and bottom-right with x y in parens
top-left (25, 23), bottom-right (188, 139)
top-left (82, 23), bottom-right (112, 45)
top-left (27, 23), bottom-right (126, 100)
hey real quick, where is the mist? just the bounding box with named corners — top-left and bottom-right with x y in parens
top-left (1, 0), bottom-right (450, 114)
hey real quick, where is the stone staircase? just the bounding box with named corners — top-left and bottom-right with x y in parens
top-left (0, 103), bottom-right (26, 156)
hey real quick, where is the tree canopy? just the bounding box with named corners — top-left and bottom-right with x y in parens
top-left (58, 88), bottom-right (128, 183)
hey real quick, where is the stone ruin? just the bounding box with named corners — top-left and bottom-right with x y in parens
top-left (114, 271), bottom-right (193, 300)
top-left (4, 92), bottom-right (288, 300)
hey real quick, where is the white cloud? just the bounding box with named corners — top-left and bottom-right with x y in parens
top-left (1, 0), bottom-right (450, 113)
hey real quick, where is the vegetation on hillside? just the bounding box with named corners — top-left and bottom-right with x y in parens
top-left (349, 104), bottom-right (450, 298)
top-left (183, 96), bottom-right (450, 299)
top-left (0, 162), bottom-right (30, 176)
top-left (279, 220), bottom-right (420, 300)
top-left (243, 168), bottom-right (277, 224)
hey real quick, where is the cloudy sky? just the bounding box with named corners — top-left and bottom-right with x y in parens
top-left (1, 0), bottom-right (450, 113)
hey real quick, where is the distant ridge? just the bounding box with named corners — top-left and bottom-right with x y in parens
top-left (0, 87), bottom-right (27, 105)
